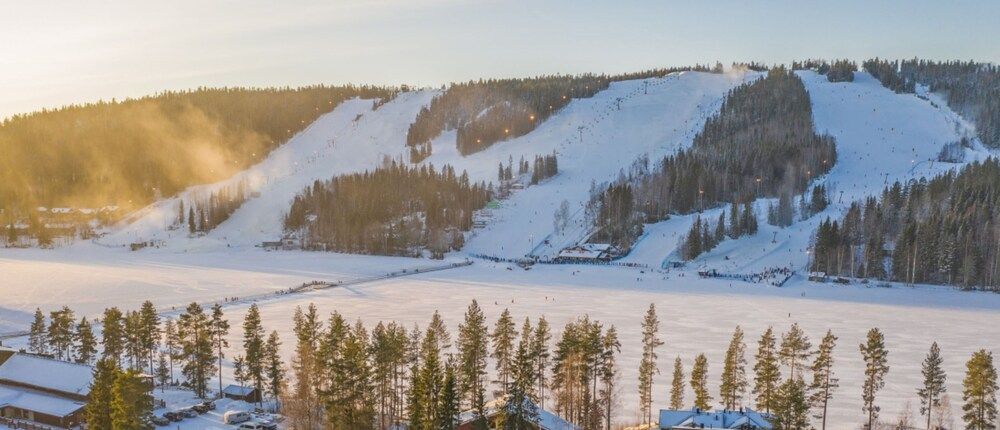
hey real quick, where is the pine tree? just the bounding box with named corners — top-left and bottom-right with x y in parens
top-left (48, 306), bottom-right (75, 360)
top-left (177, 302), bottom-right (216, 398)
top-left (719, 326), bottom-right (748, 410)
top-left (638, 303), bottom-right (664, 425)
top-left (531, 316), bottom-right (552, 411)
top-left (28, 308), bottom-right (47, 355)
top-left (123, 311), bottom-right (143, 369)
top-left (138, 301), bottom-right (160, 376)
top-left (918, 342), bottom-right (947, 430)
top-left (163, 318), bottom-right (179, 386)
top-left (753, 327), bottom-right (782, 414)
top-left (110, 368), bottom-right (154, 430)
top-left (210, 304), bottom-right (230, 396)
top-left (670, 357), bottom-right (685, 410)
top-left (600, 325), bottom-right (620, 430)
top-left (492, 308), bottom-right (517, 396)
top-left (772, 378), bottom-right (810, 430)
top-left (860, 328), bottom-right (889, 430)
top-left (243, 303), bottom-right (266, 404)
top-left (264, 330), bottom-right (285, 406)
top-left (188, 207), bottom-right (196, 234)
top-left (691, 354), bottom-right (711, 410)
top-left (102, 307), bottom-right (125, 366)
top-left (961, 349), bottom-right (997, 430)
top-left (809, 330), bottom-right (838, 430)
top-left (75, 317), bottom-right (97, 364)
top-left (779, 323), bottom-right (812, 381)
top-left (287, 305), bottom-right (324, 430)
top-left (458, 300), bottom-right (489, 415)
top-left (86, 358), bottom-right (118, 430)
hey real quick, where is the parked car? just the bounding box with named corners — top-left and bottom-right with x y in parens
top-left (201, 400), bottom-right (216, 410)
top-left (192, 403), bottom-right (210, 414)
top-left (237, 420), bottom-right (268, 429)
top-left (224, 410), bottom-right (252, 425)
top-left (151, 415), bottom-right (170, 426)
top-left (164, 411), bottom-right (183, 422)
top-left (181, 408), bottom-right (198, 418)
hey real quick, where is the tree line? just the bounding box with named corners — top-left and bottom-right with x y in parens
top-left (175, 179), bottom-right (252, 234)
top-left (283, 161), bottom-right (492, 257)
top-left (590, 67), bottom-right (836, 250)
top-left (21, 301), bottom-right (1000, 429)
top-left (811, 158), bottom-right (1000, 290)
top-left (406, 66), bottom-right (722, 158)
top-left (0, 85), bottom-right (396, 223)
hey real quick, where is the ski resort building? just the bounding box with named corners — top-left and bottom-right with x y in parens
top-left (658, 407), bottom-right (772, 429)
top-left (554, 243), bottom-right (620, 263)
top-left (0, 348), bottom-right (91, 428)
top-left (221, 384), bottom-right (262, 403)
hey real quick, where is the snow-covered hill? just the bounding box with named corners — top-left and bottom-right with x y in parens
top-left (101, 90), bottom-right (439, 249)
top-left (622, 71), bottom-right (992, 272)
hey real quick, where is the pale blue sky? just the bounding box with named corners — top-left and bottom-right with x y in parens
top-left (2, 0), bottom-right (997, 118)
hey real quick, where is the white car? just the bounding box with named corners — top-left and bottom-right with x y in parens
top-left (223, 410), bottom-right (252, 424)
top-left (237, 420), bottom-right (277, 430)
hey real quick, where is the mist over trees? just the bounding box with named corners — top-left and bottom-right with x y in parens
top-left (0, 85), bottom-right (396, 218)
top-left (898, 59), bottom-right (1000, 149)
top-left (283, 161), bottom-right (492, 256)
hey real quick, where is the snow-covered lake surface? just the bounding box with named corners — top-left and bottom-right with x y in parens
top-left (2, 247), bottom-right (998, 429)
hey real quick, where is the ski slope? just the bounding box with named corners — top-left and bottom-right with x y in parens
top-left (623, 71), bottom-right (993, 271)
top-left (417, 71), bottom-right (756, 260)
top-left (101, 90), bottom-right (439, 249)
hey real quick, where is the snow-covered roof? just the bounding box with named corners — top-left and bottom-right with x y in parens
top-left (659, 408), bottom-right (771, 429)
top-left (222, 384), bottom-right (257, 396)
top-left (50, 208), bottom-right (73, 214)
top-left (0, 385), bottom-right (86, 417)
top-left (458, 397), bottom-right (580, 430)
top-left (557, 243), bottom-right (616, 260)
top-left (0, 353), bottom-right (93, 397)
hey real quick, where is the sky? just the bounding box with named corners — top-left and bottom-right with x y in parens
top-left (2, 0), bottom-right (998, 119)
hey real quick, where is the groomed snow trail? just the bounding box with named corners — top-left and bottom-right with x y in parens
top-left (624, 71), bottom-right (992, 272)
top-left (418, 71), bottom-right (756, 260)
top-left (101, 90), bottom-right (439, 250)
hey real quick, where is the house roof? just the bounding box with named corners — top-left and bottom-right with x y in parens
top-left (459, 397), bottom-right (580, 430)
top-left (659, 408), bottom-right (772, 429)
top-left (0, 353), bottom-right (93, 397)
top-left (222, 385), bottom-right (258, 396)
top-left (0, 385), bottom-right (86, 418)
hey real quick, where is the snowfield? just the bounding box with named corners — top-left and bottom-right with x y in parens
top-left (1, 70), bottom-right (998, 429)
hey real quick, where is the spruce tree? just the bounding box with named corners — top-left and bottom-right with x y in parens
top-left (243, 303), bottom-right (266, 404)
top-left (917, 342), bottom-right (947, 430)
top-left (753, 327), bottom-right (781, 414)
top-left (719, 325), bottom-right (748, 410)
top-left (75, 317), bottom-right (97, 364)
top-left (438, 364), bottom-right (461, 430)
top-left (779, 323), bottom-right (812, 381)
top-left (491, 308), bottom-right (517, 396)
top-left (288, 305), bottom-right (324, 430)
top-left (638, 303), bottom-right (664, 425)
top-left (772, 378), bottom-right (810, 430)
top-left (502, 327), bottom-right (539, 430)
top-left (458, 300), bottom-right (489, 414)
top-left (210, 304), bottom-right (230, 396)
top-left (28, 308), bottom-right (47, 355)
top-left (860, 328), bottom-right (889, 430)
top-left (670, 356), bottom-right (685, 410)
top-left (110, 368), bottom-right (154, 430)
top-left (102, 307), bottom-right (125, 365)
top-left (86, 358), bottom-right (119, 429)
top-left (961, 349), bottom-right (997, 430)
top-left (163, 318), bottom-right (179, 385)
top-left (155, 352), bottom-right (169, 392)
top-left (691, 354), bottom-right (711, 410)
top-left (809, 330), bottom-right (838, 430)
